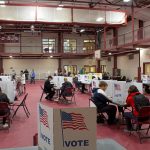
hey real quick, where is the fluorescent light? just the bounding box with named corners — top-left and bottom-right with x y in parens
top-left (0, 1), bottom-right (5, 4)
top-left (123, 0), bottom-right (131, 2)
top-left (96, 17), bottom-right (104, 22)
top-left (108, 53), bottom-right (112, 55)
top-left (9, 56), bottom-right (13, 58)
top-left (80, 29), bottom-right (85, 33)
top-left (58, 4), bottom-right (64, 7)
top-left (136, 48), bottom-right (140, 50)
top-left (56, 7), bottom-right (63, 10)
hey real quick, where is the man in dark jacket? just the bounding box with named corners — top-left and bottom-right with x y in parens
top-left (44, 76), bottom-right (55, 100)
top-left (60, 78), bottom-right (73, 100)
top-left (93, 81), bottom-right (117, 125)
top-left (0, 87), bottom-right (10, 128)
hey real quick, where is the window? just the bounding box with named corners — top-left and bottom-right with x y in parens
top-left (83, 39), bottom-right (95, 51)
top-left (64, 65), bottom-right (77, 74)
top-left (84, 65), bottom-right (96, 73)
top-left (42, 39), bottom-right (55, 53)
top-left (64, 39), bottom-right (77, 53)
top-left (101, 65), bottom-right (106, 73)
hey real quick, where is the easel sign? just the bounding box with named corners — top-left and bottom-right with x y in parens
top-left (53, 107), bottom-right (96, 150)
top-left (38, 103), bottom-right (54, 150)
top-left (38, 103), bottom-right (96, 150)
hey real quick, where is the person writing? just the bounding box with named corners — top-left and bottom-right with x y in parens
top-left (0, 87), bottom-right (10, 128)
top-left (93, 81), bottom-right (118, 125)
top-left (124, 85), bottom-right (150, 131)
top-left (44, 76), bottom-right (55, 101)
top-left (59, 78), bottom-right (73, 100)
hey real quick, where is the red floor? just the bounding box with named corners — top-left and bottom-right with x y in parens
top-left (0, 81), bottom-right (149, 149)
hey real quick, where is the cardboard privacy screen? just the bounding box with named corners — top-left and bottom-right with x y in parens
top-left (38, 103), bottom-right (97, 150)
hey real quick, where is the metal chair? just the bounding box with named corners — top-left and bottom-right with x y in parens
top-left (12, 93), bottom-right (30, 118)
top-left (60, 87), bottom-right (76, 104)
top-left (40, 85), bottom-right (48, 102)
top-left (0, 102), bottom-right (11, 129)
top-left (130, 106), bottom-right (150, 143)
top-left (89, 97), bottom-right (107, 123)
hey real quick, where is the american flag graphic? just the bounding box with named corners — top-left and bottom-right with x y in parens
top-left (61, 111), bottom-right (87, 130)
top-left (39, 106), bottom-right (49, 128)
top-left (114, 84), bottom-right (121, 91)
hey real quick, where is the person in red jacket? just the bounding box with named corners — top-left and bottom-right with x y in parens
top-left (124, 85), bottom-right (140, 131)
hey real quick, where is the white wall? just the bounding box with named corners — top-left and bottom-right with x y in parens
top-left (3, 58), bottom-right (97, 77)
top-left (3, 58), bottom-right (58, 79)
top-left (101, 57), bottom-right (114, 75)
top-left (62, 58), bottom-right (96, 72)
top-left (117, 54), bottom-right (139, 79)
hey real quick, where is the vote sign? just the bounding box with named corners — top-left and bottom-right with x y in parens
top-left (38, 103), bottom-right (96, 150)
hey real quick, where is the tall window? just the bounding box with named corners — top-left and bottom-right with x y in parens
top-left (42, 39), bottom-right (55, 53)
top-left (83, 39), bottom-right (95, 51)
top-left (64, 39), bottom-right (77, 53)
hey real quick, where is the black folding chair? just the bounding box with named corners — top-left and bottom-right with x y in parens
top-left (89, 97), bottom-right (107, 123)
top-left (12, 93), bottom-right (30, 118)
top-left (40, 85), bottom-right (48, 102)
top-left (130, 106), bottom-right (150, 143)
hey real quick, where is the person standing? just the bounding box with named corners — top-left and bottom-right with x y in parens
top-left (20, 70), bottom-right (26, 93)
top-left (30, 69), bottom-right (35, 84)
top-left (24, 69), bottom-right (29, 80)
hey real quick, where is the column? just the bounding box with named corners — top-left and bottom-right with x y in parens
top-left (0, 44), bottom-right (4, 74)
top-left (113, 55), bottom-right (117, 76)
top-left (113, 28), bottom-right (118, 46)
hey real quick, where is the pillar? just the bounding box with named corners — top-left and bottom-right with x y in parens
top-left (138, 51), bottom-right (141, 82)
top-left (113, 55), bottom-right (117, 76)
top-left (113, 28), bottom-right (118, 46)
top-left (0, 44), bottom-right (4, 74)
top-left (138, 20), bottom-right (144, 40)
top-left (57, 32), bottom-right (63, 73)
top-left (97, 59), bottom-right (101, 73)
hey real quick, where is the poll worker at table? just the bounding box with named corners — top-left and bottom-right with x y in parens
top-left (44, 76), bottom-right (55, 100)
top-left (124, 85), bottom-right (150, 131)
top-left (60, 78), bottom-right (73, 100)
top-left (0, 87), bottom-right (10, 128)
top-left (93, 81), bottom-right (118, 125)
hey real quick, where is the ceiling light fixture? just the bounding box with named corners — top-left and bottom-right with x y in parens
top-left (58, 4), bottom-right (64, 7)
top-left (136, 47), bottom-right (140, 50)
top-left (0, 1), bottom-right (5, 4)
top-left (96, 17), bottom-right (104, 22)
top-left (80, 29), bottom-right (85, 33)
top-left (50, 56), bottom-right (53, 58)
top-left (9, 56), bottom-right (13, 58)
top-left (123, 0), bottom-right (131, 2)
top-left (108, 53), bottom-right (112, 55)
top-left (30, 25), bottom-right (34, 31)
top-left (56, 7), bottom-right (63, 10)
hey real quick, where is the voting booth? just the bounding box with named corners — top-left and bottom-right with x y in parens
top-left (38, 103), bottom-right (96, 150)
top-left (52, 76), bottom-right (73, 88)
top-left (0, 76), bottom-right (16, 102)
top-left (142, 75), bottom-right (150, 84)
top-left (91, 80), bottom-right (143, 105)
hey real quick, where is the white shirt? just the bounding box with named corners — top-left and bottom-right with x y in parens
top-left (97, 89), bottom-right (107, 97)
top-left (21, 74), bottom-right (26, 85)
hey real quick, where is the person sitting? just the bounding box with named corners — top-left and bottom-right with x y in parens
top-left (124, 85), bottom-right (150, 131)
top-left (0, 87), bottom-right (10, 128)
top-left (60, 78), bottom-right (73, 100)
top-left (93, 81), bottom-right (118, 125)
top-left (44, 76), bottom-right (55, 101)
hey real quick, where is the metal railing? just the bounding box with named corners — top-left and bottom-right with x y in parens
top-left (100, 24), bottom-right (150, 50)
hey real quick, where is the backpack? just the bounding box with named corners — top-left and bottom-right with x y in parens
top-left (133, 94), bottom-right (150, 112)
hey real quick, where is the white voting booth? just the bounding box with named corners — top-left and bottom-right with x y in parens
top-left (142, 75), bottom-right (150, 84)
top-left (38, 103), bottom-right (96, 150)
top-left (51, 76), bottom-right (73, 88)
top-left (0, 76), bottom-right (16, 102)
top-left (91, 80), bottom-right (143, 105)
